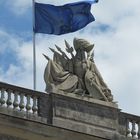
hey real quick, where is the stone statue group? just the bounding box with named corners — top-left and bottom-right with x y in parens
top-left (44, 38), bottom-right (113, 102)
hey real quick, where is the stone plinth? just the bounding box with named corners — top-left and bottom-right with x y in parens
top-left (0, 113), bottom-right (107, 140)
top-left (45, 92), bottom-right (120, 140)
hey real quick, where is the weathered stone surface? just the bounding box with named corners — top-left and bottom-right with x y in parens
top-left (44, 92), bottom-right (119, 139)
top-left (1, 82), bottom-right (139, 140)
top-left (38, 94), bottom-right (49, 117)
top-left (0, 113), bottom-right (107, 140)
top-left (0, 134), bottom-right (26, 140)
top-left (44, 38), bottom-right (113, 102)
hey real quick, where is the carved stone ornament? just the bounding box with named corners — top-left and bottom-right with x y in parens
top-left (44, 38), bottom-right (113, 102)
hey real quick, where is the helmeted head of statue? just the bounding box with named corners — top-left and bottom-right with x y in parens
top-left (73, 38), bottom-right (94, 53)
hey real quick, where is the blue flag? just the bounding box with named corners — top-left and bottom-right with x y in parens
top-left (34, 0), bottom-right (98, 35)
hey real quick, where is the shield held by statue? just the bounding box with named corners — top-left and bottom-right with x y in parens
top-left (85, 69), bottom-right (108, 101)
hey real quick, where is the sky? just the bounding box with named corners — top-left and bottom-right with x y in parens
top-left (0, 0), bottom-right (140, 116)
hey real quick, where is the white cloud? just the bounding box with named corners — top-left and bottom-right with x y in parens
top-left (0, 30), bottom-right (33, 88)
top-left (3, 0), bottom-right (95, 15)
top-left (0, 30), bottom-right (18, 53)
top-left (4, 0), bottom-right (31, 15)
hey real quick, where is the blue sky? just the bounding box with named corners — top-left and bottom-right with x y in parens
top-left (0, 0), bottom-right (140, 116)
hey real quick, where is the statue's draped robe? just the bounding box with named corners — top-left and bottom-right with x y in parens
top-left (44, 52), bottom-right (78, 93)
top-left (44, 52), bottom-right (112, 101)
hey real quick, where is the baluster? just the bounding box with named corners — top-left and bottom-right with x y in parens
top-left (32, 96), bottom-right (38, 114)
top-left (131, 120), bottom-right (137, 138)
top-left (13, 91), bottom-right (19, 109)
top-left (126, 119), bottom-right (131, 137)
top-left (26, 95), bottom-right (31, 112)
top-left (138, 122), bottom-right (140, 139)
top-left (6, 89), bottom-right (12, 108)
top-left (0, 88), bottom-right (6, 106)
top-left (19, 94), bottom-right (25, 111)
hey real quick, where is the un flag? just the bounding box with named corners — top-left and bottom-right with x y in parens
top-left (34, 1), bottom-right (98, 35)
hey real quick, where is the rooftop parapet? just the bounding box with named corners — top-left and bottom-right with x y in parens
top-left (0, 82), bottom-right (140, 140)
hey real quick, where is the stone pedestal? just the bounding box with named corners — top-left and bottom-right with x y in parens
top-left (46, 92), bottom-right (120, 140)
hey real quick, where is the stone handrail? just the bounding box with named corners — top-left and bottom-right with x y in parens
top-left (119, 112), bottom-right (140, 139)
top-left (0, 82), bottom-right (49, 121)
top-left (1, 82), bottom-right (140, 140)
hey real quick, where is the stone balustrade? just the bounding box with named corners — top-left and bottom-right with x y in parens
top-left (126, 115), bottom-right (140, 139)
top-left (119, 112), bottom-right (140, 139)
top-left (1, 82), bottom-right (140, 140)
top-left (128, 120), bottom-right (140, 139)
top-left (0, 84), bottom-right (37, 114)
top-left (0, 82), bottom-right (49, 122)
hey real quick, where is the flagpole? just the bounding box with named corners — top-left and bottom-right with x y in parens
top-left (32, 0), bottom-right (36, 90)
